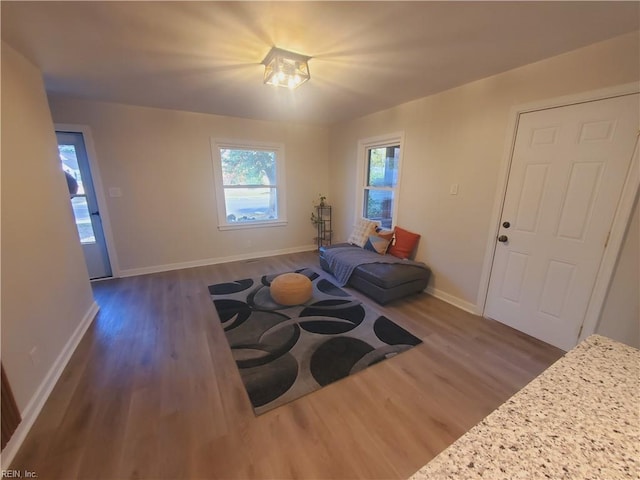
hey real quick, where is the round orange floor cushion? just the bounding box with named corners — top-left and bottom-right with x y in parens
top-left (270, 273), bottom-right (313, 306)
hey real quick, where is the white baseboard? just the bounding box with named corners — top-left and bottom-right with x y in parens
top-left (1, 302), bottom-right (100, 468)
top-left (425, 286), bottom-right (481, 315)
top-left (118, 244), bottom-right (318, 278)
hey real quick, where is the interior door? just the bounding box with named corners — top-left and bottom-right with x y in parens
top-left (485, 94), bottom-right (639, 351)
top-left (56, 131), bottom-right (112, 279)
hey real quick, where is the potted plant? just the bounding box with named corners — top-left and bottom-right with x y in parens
top-left (311, 194), bottom-right (328, 226)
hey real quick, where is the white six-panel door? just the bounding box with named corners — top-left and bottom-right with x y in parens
top-left (485, 94), bottom-right (639, 351)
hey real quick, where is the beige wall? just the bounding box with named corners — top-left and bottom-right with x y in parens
top-left (328, 31), bottom-right (640, 309)
top-left (47, 98), bottom-right (329, 274)
top-left (1, 42), bottom-right (95, 410)
top-left (597, 194), bottom-right (639, 348)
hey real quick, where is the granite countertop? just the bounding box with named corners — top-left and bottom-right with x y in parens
top-left (409, 334), bottom-right (639, 480)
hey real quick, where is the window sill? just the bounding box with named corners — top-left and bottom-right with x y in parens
top-left (217, 220), bottom-right (288, 231)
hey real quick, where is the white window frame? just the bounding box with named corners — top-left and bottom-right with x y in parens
top-left (211, 138), bottom-right (287, 230)
top-left (355, 132), bottom-right (405, 228)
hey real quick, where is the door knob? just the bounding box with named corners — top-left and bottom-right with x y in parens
top-left (502, 221), bottom-right (511, 228)
top-left (498, 235), bottom-right (508, 243)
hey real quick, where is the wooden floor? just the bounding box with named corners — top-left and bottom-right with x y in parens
top-left (11, 251), bottom-right (564, 479)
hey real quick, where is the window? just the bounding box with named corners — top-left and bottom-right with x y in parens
top-left (211, 139), bottom-right (287, 230)
top-left (357, 133), bottom-right (404, 229)
top-left (58, 143), bottom-right (96, 244)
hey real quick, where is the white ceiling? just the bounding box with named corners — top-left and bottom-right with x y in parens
top-left (2, 1), bottom-right (638, 125)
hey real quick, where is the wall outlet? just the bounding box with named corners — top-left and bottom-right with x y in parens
top-left (29, 346), bottom-right (40, 366)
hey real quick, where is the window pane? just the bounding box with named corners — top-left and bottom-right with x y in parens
top-left (220, 149), bottom-right (276, 186)
top-left (71, 196), bottom-right (96, 244)
top-left (367, 146), bottom-right (399, 187)
top-left (364, 189), bottom-right (393, 229)
top-left (224, 187), bottom-right (278, 222)
top-left (58, 144), bottom-right (86, 194)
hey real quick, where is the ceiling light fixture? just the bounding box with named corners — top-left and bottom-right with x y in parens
top-left (262, 47), bottom-right (311, 89)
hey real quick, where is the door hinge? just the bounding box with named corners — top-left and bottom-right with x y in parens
top-left (577, 325), bottom-right (584, 339)
top-left (604, 231), bottom-right (611, 249)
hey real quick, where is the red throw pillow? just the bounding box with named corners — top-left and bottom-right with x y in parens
top-left (387, 226), bottom-right (420, 259)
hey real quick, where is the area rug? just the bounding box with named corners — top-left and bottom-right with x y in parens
top-left (208, 268), bottom-right (422, 415)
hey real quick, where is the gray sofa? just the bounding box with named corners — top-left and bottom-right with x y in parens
top-left (319, 243), bottom-right (431, 305)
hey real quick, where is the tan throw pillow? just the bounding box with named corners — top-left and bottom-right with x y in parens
top-left (364, 234), bottom-right (391, 254)
top-left (348, 218), bottom-right (379, 247)
top-left (375, 228), bottom-right (395, 242)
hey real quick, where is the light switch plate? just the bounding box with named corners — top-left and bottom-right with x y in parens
top-left (450, 184), bottom-right (459, 195)
top-left (109, 187), bottom-right (123, 197)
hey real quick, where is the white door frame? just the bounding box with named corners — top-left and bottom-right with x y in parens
top-left (55, 123), bottom-right (120, 278)
top-left (477, 83), bottom-right (640, 344)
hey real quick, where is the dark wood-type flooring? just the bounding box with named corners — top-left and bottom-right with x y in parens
top-left (11, 251), bottom-right (564, 479)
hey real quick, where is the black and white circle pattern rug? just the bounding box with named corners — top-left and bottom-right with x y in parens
top-left (208, 268), bottom-right (422, 415)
